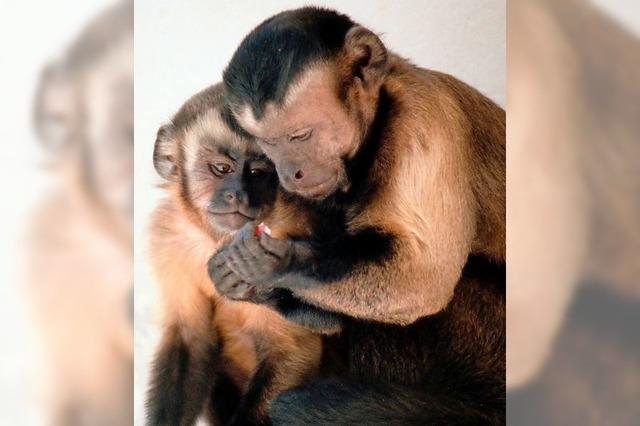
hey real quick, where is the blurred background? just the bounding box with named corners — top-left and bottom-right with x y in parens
top-left (0, 0), bottom-right (132, 424)
top-left (508, 0), bottom-right (639, 424)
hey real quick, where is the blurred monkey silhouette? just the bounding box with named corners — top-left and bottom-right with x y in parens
top-left (28, 1), bottom-right (133, 425)
top-left (508, 0), bottom-right (639, 423)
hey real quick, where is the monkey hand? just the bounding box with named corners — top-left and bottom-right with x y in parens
top-left (222, 223), bottom-right (310, 288)
top-left (208, 249), bottom-right (258, 301)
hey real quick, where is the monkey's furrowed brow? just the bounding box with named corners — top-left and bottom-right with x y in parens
top-left (217, 145), bottom-right (243, 163)
top-left (200, 137), bottom-right (237, 154)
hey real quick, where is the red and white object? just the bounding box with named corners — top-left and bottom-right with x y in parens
top-left (255, 222), bottom-right (272, 237)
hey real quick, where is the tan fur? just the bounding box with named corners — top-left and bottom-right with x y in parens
top-left (148, 101), bottom-right (322, 422)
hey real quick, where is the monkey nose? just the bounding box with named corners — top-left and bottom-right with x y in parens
top-left (294, 170), bottom-right (304, 180)
top-left (223, 191), bottom-right (236, 201)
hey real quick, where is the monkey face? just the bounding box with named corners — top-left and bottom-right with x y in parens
top-left (178, 113), bottom-right (278, 233)
top-left (199, 150), bottom-right (276, 232)
top-left (234, 67), bottom-right (357, 201)
top-left (225, 19), bottom-right (390, 202)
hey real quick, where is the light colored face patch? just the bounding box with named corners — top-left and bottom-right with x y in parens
top-left (237, 104), bottom-right (262, 137)
top-left (235, 64), bottom-right (339, 141)
top-left (182, 108), bottom-right (249, 174)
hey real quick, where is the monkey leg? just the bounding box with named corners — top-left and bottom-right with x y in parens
top-left (201, 371), bottom-right (243, 426)
top-left (268, 378), bottom-right (503, 426)
top-left (145, 313), bottom-right (220, 426)
top-left (230, 335), bottom-right (322, 426)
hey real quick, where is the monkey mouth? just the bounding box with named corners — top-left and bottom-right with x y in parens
top-left (295, 176), bottom-right (339, 200)
top-left (210, 210), bottom-right (256, 220)
top-left (209, 210), bottom-right (256, 231)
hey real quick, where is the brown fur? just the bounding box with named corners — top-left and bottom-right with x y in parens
top-left (238, 51), bottom-right (505, 325)
top-left (146, 85), bottom-right (321, 425)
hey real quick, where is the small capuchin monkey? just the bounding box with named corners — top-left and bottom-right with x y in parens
top-left (145, 84), bottom-right (322, 426)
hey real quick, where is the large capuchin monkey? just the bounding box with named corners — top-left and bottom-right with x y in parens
top-left (146, 84), bottom-right (323, 425)
top-left (209, 7), bottom-right (505, 425)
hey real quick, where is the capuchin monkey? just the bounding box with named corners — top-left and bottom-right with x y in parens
top-left (209, 7), bottom-right (505, 425)
top-left (146, 84), bottom-right (322, 425)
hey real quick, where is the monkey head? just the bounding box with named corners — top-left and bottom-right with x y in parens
top-left (153, 87), bottom-right (278, 233)
top-left (223, 8), bottom-right (389, 200)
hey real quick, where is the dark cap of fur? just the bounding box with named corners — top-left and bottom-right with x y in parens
top-left (222, 7), bottom-right (355, 119)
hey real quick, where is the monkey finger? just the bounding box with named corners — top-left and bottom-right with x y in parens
top-left (239, 237), bottom-right (275, 272)
top-left (211, 252), bottom-right (228, 269)
top-left (225, 281), bottom-right (256, 301)
top-left (259, 232), bottom-right (292, 259)
top-left (228, 247), bottom-right (263, 282)
top-left (208, 255), bottom-right (229, 282)
top-left (232, 240), bottom-right (251, 263)
top-left (217, 270), bottom-right (244, 294)
top-left (241, 228), bottom-right (278, 261)
top-left (212, 271), bottom-right (235, 293)
top-left (227, 244), bottom-right (251, 276)
top-left (209, 250), bottom-right (230, 277)
top-left (232, 222), bottom-right (255, 248)
top-left (225, 254), bottom-right (244, 278)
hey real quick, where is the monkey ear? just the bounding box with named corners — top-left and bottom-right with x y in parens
top-left (344, 26), bottom-right (389, 88)
top-left (153, 124), bottom-right (179, 181)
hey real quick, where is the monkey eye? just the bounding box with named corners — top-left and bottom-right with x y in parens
top-left (209, 163), bottom-right (232, 175)
top-left (290, 128), bottom-right (313, 142)
top-left (258, 138), bottom-right (276, 146)
top-left (248, 159), bottom-right (273, 176)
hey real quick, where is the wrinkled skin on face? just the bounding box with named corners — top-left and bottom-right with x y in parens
top-left (185, 137), bottom-right (277, 233)
top-left (235, 66), bottom-right (360, 200)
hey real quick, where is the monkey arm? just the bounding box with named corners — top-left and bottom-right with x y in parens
top-left (249, 288), bottom-right (346, 335)
top-left (277, 241), bottom-right (461, 325)
top-left (209, 245), bottom-right (345, 334)
top-left (218, 224), bottom-right (464, 325)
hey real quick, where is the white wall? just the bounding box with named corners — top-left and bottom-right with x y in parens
top-left (133, 1), bottom-right (505, 424)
